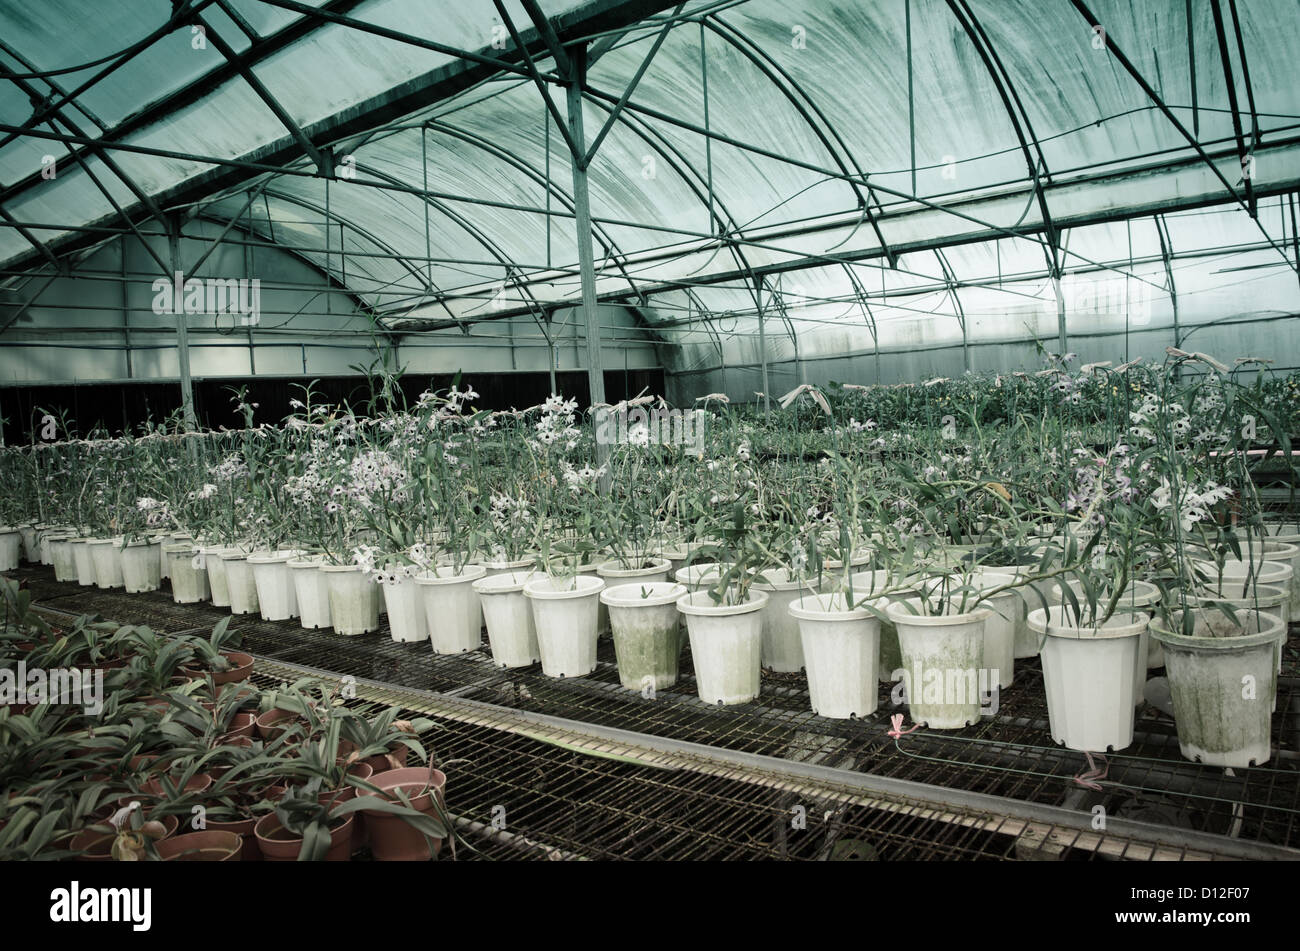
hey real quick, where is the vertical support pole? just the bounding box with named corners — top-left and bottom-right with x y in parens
top-left (906, 0), bottom-right (916, 197)
top-left (167, 221), bottom-right (197, 432)
top-left (756, 278), bottom-right (770, 416)
top-left (121, 236), bottom-right (133, 379)
top-left (564, 44), bottom-right (610, 486)
top-left (1052, 275), bottom-right (1067, 355)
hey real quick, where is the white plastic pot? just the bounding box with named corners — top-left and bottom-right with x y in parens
top-left (1029, 607), bottom-right (1148, 753)
top-left (68, 538), bottom-right (97, 586)
top-left (416, 564), bottom-right (487, 653)
top-left (85, 538), bottom-right (125, 589)
top-left (971, 571), bottom-right (1021, 689)
top-left (524, 574), bottom-right (605, 677)
top-left (120, 540), bottom-right (161, 593)
top-left (49, 535), bottom-right (77, 582)
top-left (288, 557), bottom-right (331, 629)
top-left (887, 602), bottom-right (991, 730)
top-left (0, 528), bottom-right (21, 571)
top-left (789, 592), bottom-right (881, 719)
top-left (322, 564), bottom-right (381, 636)
top-left (248, 552), bottom-right (299, 621)
top-left (673, 562), bottom-right (724, 592)
top-left (602, 581), bottom-right (687, 692)
top-left (1262, 525), bottom-right (1300, 614)
top-left (201, 546), bottom-right (233, 607)
top-left (165, 543), bottom-right (209, 604)
top-left (849, 570), bottom-right (919, 682)
top-left (155, 533), bottom-right (170, 580)
top-left (753, 567), bottom-right (820, 673)
top-left (382, 573), bottom-right (429, 643)
top-left (1149, 609), bottom-right (1284, 768)
top-left (677, 589), bottom-right (768, 705)
top-left (1059, 578), bottom-right (1161, 702)
top-left (474, 570), bottom-right (542, 668)
top-left (221, 552), bottom-right (260, 616)
top-left (18, 525), bottom-right (38, 563)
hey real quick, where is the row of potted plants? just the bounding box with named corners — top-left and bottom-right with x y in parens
top-left (1, 350), bottom-right (1296, 770)
top-left (0, 576), bottom-right (451, 861)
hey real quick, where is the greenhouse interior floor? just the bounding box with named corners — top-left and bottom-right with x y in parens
top-left (12, 564), bottom-right (1300, 861)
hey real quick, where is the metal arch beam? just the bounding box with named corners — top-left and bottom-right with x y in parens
top-left (1209, 0), bottom-right (1255, 217)
top-left (946, 0), bottom-right (1060, 277)
top-left (492, 0), bottom-right (583, 162)
top-left (422, 119), bottom-right (641, 300)
top-left (0, 0), bottom-right (221, 154)
top-left (581, 96), bottom-right (783, 333)
top-left (0, 0), bottom-right (349, 213)
top-left (840, 263), bottom-right (882, 383)
top-left (702, 16), bottom-right (896, 266)
top-left (256, 187), bottom-right (443, 308)
top-left (934, 248), bottom-right (970, 373)
top-left (349, 163), bottom-right (556, 333)
top-left (583, 3), bottom-right (683, 168)
top-left (519, 0), bottom-right (575, 81)
top-left (201, 1), bottom-right (327, 174)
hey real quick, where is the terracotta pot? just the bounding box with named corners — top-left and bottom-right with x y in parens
top-left (72, 813), bottom-right (180, 861)
top-left (155, 830), bottom-right (243, 861)
top-left (361, 767), bottom-right (448, 861)
top-left (254, 813), bottom-right (354, 862)
top-left (205, 815), bottom-right (261, 861)
top-left (255, 708), bottom-right (305, 741)
top-left (361, 744), bottom-right (410, 775)
top-left (219, 712), bottom-right (257, 741)
top-left (183, 651), bottom-right (254, 685)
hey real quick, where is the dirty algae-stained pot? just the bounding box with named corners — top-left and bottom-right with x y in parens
top-left (1149, 608), bottom-right (1284, 768)
top-left (417, 564), bottom-right (486, 653)
top-left (361, 766), bottom-right (449, 861)
top-left (676, 589), bottom-right (768, 705)
top-left (48, 535), bottom-right (78, 582)
top-left (17, 524), bottom-right (39, 563)
top-left (886, 601), bottom-right (990, 730)
top-left (1184, 582), bottom-right (1289, 711)
top-left (788, 592), bottom-right (880, 720)
top-left (601, 581), bottom-right (687, 692)
top-left (473, 570), bottom-right (541, 669)
top-left (524, 574), bottom-right (605, 677)
top-left (165, 543), bottom-right (210, 604)
top-left (322, 564), bottom-right (381, 635)
top-left (1029, 607), bottom-right (1148, 753)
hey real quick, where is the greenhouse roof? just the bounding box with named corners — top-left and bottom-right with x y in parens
top-left (1, 0), bottom-right (1298, 341)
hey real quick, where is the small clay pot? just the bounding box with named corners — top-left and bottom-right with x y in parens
top-left (219, 712), bottom-right (256, 741)
top-left (205, 813), bottom-right (260, 861)
top-left (361, 767), bottom-right (448, 861)
top-left (361, 744), bottom-right (410, 775)
top-left (255, 708), bottom-right (305, 742)
top-left (254, 813), bottom-right (354, 862)
top-left (183, 651), bottom-right (254, 685)
top-left (155, 830), bottom-right (243, 861)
